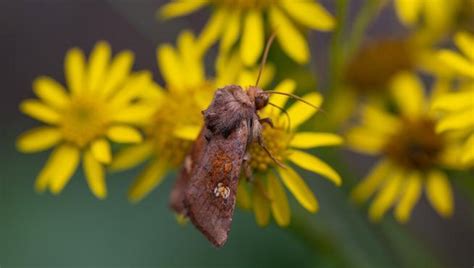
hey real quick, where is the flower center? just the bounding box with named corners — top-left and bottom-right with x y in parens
top-left (147, 87), bottom-right (210, 168)
top-left (212, 0), bottom-right (274, 9)
top-left (248, 124), bottom-right (291, 172)
top-left (344, 38), bottom-right (415, 94)
top-left (383, 118), bottom-right (444, 170)
top-left (60, 97), bottom-right (109, 147)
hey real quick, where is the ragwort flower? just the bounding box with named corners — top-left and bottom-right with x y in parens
top-left (393, 0), bottom-right (461, 38)
top-left (159, 0), bottom-right (335, 66)
top-left (242, 84), bottom-right (343, 227)
top-left (165, 56), bottom-right (342, 227)
top-left (17, 42), bottom-right (155, 198)
top-left (432, 31), bottom-right (474, 164)
top-left (110, 31), bottom-right (274, 203)
top-left (347, 72), bottom-right (465, 222)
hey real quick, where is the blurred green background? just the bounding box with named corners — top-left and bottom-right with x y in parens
top-left (1, 1), bottom-right (473, 267)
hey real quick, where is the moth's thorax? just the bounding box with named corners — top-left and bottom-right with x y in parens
top-left (247, 86), bottom-right (269, 110)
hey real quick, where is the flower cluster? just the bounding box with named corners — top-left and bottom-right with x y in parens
top-left (16, 0), bottom-right (474, 237)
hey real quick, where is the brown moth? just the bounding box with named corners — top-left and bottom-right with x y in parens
top-left (169, 34), bottom-right (316, 247)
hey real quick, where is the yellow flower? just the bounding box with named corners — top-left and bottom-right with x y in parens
top-left (437, 31), bottom-right (474, 79)
top-left (344, 37), bottom-right (416, 95)
top-left (432, 31), bottom-right (474, 164)
top-left (159, 0), bottom-right (335, 66)
top-left (347, 72), bottom-right (464, 223)
top-left (110, 31), bottom-right (274, 203)
top-left (237, 81), bottom-right (342, 227)
top-left (17, 41), bottom-right (155, 199)
top-left (394, 0), bottom-right (461, 38)
top-left (330, 34), bottom-right (439, 128)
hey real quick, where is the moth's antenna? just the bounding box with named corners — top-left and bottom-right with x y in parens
top-left (265, 91), bottom-right (326, 114)
top-left (255, 31), bottom-right (277, 87)
top-left (268, 102), bottom-right (291, 131)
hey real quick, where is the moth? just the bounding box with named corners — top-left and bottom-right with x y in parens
top-left (169, 34), bottom-right (317, 247)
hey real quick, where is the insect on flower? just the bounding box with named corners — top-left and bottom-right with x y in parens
top-left (170, 33), bottom-right (321, 247)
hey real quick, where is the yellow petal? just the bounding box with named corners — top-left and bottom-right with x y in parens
top-left (64, 47), bottom-right (86, 95)
top-left (455, 31), bottom-right (474, 61)
top-left (269, 6), bottom-right (309, 64)
top-left (237, 180), bottom-right (252, 210)
top-left (436, 107), bottom-right (474, 133)
top-left (351, 160), bottom-right (391, 203)
top-left (20, 99), bottom-right (60, 124)
top-left (290, 132), bottom-right (343, 148)
top-left (438, 143), bottom-right (465, 169)
top-left (423, 0), bottom-right (451, 32)
top-left (48, 144), bottom-right (80, 194)
top-left (35, 154), bottom-right (56, 193)
top-left (237, 70), bottom-right (256, 87)
top-left (109, 71), bottom-right (152, 108)
top-left (253, 181), bottom-right (271, 227)
top-left (240, 9), bottom-right (264, 66)
top-left (157, 44), bottom-right (184, 89)
top-left (279, 0), bottom-right (335, 30)
top-left (394, 0), bottom-right (423, 26)
top-left (390, 72), bottom-right (425, 118)
top-left (426, 169), bottom-right (453, 218)
top-left (174, 125), bottom-right (201, 141)
top-left (346, 126), bottom-right (387, 155)
top-left (111, 104), bottom-right (156, 125)
top-left (286, 92), bottom-right (322, 130)
top-left (87, 41), bottom-right (111, 92)
top-left (394, 171), bottom-right (422, 223)
top-left (140, 83), bottom-right (165, 101)
top-left (178, 31), bottom-right (205, 86)
top-left (288, 150), bottom-right (341, 186)
top-left (220, 9), bottom-right (241, 54)
top-left (109, 142), bottom-right (153, 172)
top-left (215, 51), bottom-right (242, 87)
top-left (438, 50), bottom-right (474, 78)
top-left (101, 50), bottom-right (134, 98)
top-left (268, 173), bottom-right (290, 227)
top-left (159, 0), bottom-right (208, 19)
top-left (83, 150), bottom-right (107, 199)
top-left (16, 127), bottom-right (61, 153)
top-left (461, 133), bottom-right (474, 164)
top-left (198, 7), bottom-right (228, 54)
top-left (368, 170), bottom-right (403, 222)
top-left (267, 79), bottom-right (296, 115)
top-left (33, 76), bottom-right (69, 109)
top-left (90, 138), bottom-right (111, 164)
top-left (128, 159), bottom-right (168, 203)
top-left (278, 167), bottom-right (319, 213)
top-left (107, 125), bottom-right (142, 143)
top-left (362, 105), bottom-right (400, 135)
top-left (237, 62), bottom-right (276, 88)
top-left (431, 90), bottom-right (474, 112)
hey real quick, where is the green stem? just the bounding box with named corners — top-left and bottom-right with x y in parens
top-left (328, 0), bottom-right (350, 95)
top-left (347, 0), bottom-right (383, 57)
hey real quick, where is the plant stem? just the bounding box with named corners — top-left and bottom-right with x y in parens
top-left (328, 0), bottom-right (350, 96)
top-left (347, 0), bottom-right (383, 57)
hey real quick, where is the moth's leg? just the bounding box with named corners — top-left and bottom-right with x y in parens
top-left (242, 153), bottom-right (254, 182)
top-left (259, 117), bottom-right (273, 128)
top-left (257, 135), bottom-right (287, 169)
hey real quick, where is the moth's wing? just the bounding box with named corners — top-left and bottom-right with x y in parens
top-left (170, 128), bottom-right (207, 215)
top-left (184, 120), bottom-right (249, 247)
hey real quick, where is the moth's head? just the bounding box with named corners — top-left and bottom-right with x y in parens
top-left (249, 86), bottom-right (269, 110)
